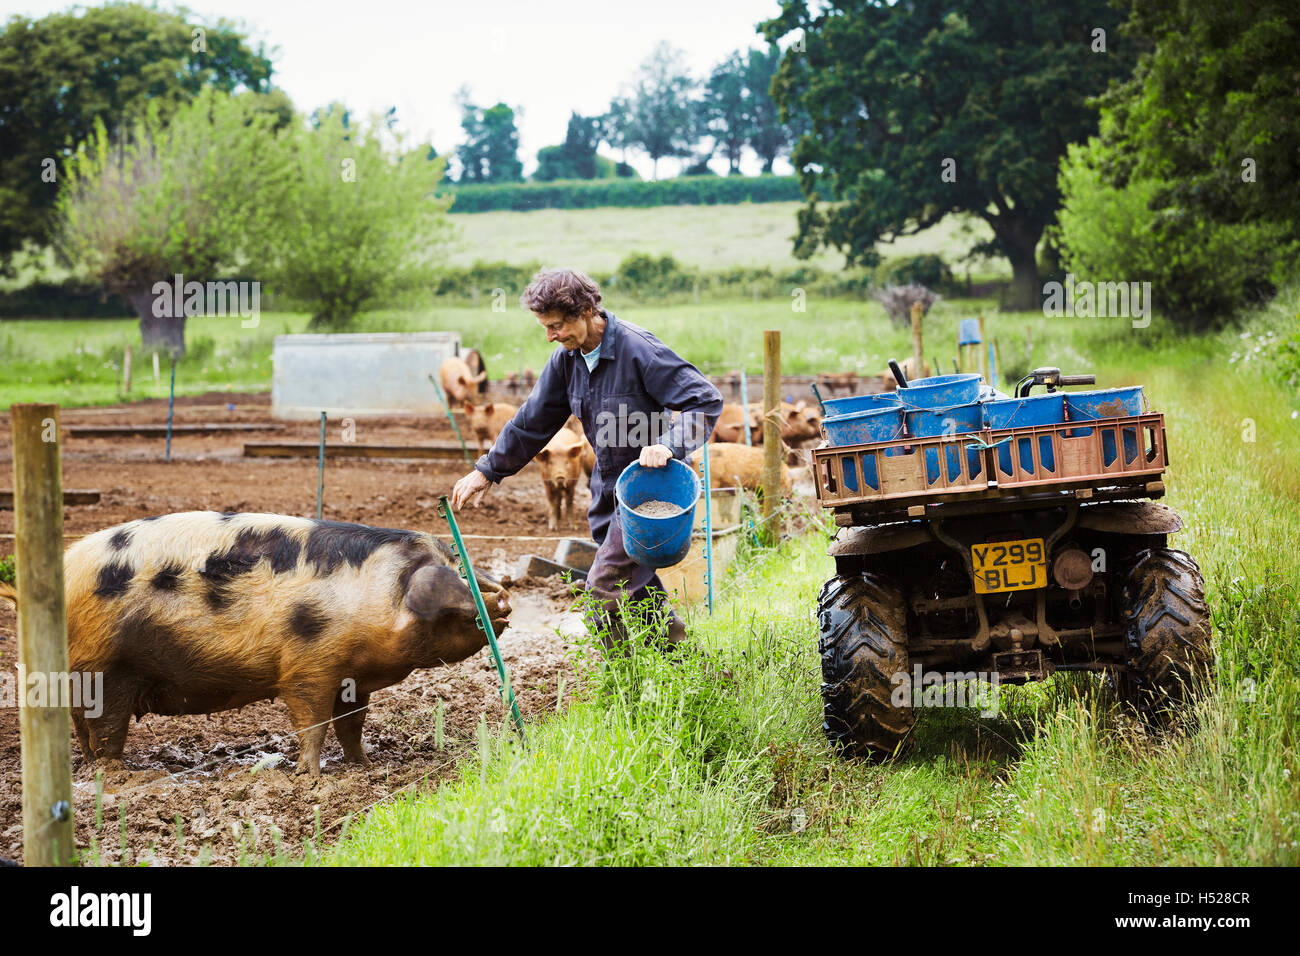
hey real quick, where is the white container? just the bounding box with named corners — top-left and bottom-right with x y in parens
top-left (271, 331), bottom-right (462, 419)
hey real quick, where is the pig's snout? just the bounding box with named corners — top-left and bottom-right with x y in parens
top-left (489, 589), bottom-right (512, 622)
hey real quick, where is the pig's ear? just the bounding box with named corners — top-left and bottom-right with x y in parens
top-left (463, 400), bottom-right (474, 415)
top-left (566, 445), bottom-right (584, 459)
top-left (404, 564), bottom-right (473, 621)
top-left (485, 403), bottom-right (494, 415)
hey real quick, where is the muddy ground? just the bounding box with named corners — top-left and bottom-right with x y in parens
top-left (0, 390), bottom-right (600, 865)
top-left (0, 379), bottom-right (825, 865)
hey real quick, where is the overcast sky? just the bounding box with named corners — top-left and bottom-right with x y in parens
top-left (4, 0), bottom-right (793, 178)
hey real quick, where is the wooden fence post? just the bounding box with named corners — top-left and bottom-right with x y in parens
top-left (11, 403), bottom-right (76, 866)
top-left (762, 330), bottom-right (782, 542)
top-left (910, 301), bottom-right (925, 376)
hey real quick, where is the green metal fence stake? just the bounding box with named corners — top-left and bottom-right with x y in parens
top-left (315, 411), bottom-right (326, 520)
top-left (428, 374), bottom-right (470, 461)
top-left (703, 441), bottom-right (714, 613)
top-left (437, 495), bottom-right (525, 742)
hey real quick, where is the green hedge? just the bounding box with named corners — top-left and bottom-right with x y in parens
top-left (0, 280), bottom-right (131, 319)
top-left (442, 175), bottom-right (803, 213)
top-left (428, 254), bottom-right (879, 305)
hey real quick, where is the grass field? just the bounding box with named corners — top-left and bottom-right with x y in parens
top-left (315, 290), bottom-right (1299, 866)
top-left (446, 203), bottom-right (1004, 276)
top-left (2, 287), bottom-right (1151, 407)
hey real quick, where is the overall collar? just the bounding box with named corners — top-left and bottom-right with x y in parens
top-left (572, 308), bottom-right (617, 364)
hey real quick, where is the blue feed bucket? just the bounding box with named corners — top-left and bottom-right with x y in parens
top-left (822, 391), bottom-right (902, 418)
top-left (983, 393), bottom-right (1065, 477)
top-left (823, 406), bottom-right (906, 493)
top-left (1063, 387), bottom-right (1144, 420)
top-left (899, 374), bottom-right (982, 409)
top-left (1064, 387), bottom-right (1145, 467)
top-left (615, 459), bottom-right (701, 568)
top-left (905, 403), bottom-right (983, 484)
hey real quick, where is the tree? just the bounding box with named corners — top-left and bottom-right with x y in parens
top-left (55, 90), bottom-right (292, 356)
top-left (701, 52), bottom-right (751, 174)
top-left (762, 0), bottom-right (1136, 309)
top-left (1053, 0), bottom-right (1300, 326)
top-left (627, 42), bottom-right (698, 179)
top-left (455, 91), bottom-right (523, 183)
top-left (1056, 137), bottom-right (1284, 328)
top-left (1097, 0), bottom-right (1300, 259)
top-left (260, 111), bottom-right (454, 329)
top-left (601, 96), bottom-right (636, 166)
top-left (0, 3), bottom-right (273, 271)
top-left (743, 44), bottom-right (794, 174)
top-left (534, 112), bottom-right (602, 181)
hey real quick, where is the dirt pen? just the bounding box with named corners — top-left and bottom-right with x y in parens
top-left (0, 368), bottom-right (837, 865)
top-left (0, 389), bottom-right (601, 865)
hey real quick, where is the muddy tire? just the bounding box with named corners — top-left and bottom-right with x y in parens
top-left (817, 573), bottom-right (913, 760)
top-left (1119, 548), bottom-right (1213, 713)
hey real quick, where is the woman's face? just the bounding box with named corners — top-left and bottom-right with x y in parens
top-left (536, 308), bottom-right (595, 350)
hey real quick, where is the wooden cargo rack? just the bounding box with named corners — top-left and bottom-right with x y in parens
top-left (813, 412), bottom-right (1168, 515)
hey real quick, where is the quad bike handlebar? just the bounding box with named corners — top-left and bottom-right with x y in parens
top-left (1015, 366), bottom-right (1096, 398)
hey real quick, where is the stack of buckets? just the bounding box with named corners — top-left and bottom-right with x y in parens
top-left (821, 374), bottom-right (1145, 492)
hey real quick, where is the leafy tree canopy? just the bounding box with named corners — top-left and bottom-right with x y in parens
top-left (762, 0), bottom-right (1135, 308)
top-left (0, 2), bottom-right (275, 270)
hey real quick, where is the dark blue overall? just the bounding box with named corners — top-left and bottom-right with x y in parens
top-left (475, 310), bottom-right (723, 627)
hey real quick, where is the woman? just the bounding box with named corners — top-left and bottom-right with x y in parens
top-left (451, 267), bottom-right (723, 645)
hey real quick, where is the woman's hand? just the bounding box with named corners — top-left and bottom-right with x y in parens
top-left (451, 468), bottom-right (492, 510)
top-left (639, 443), bottom-right (673, 468)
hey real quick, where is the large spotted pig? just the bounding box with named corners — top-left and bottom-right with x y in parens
top-left (0, 512), bottom-right (510, 776)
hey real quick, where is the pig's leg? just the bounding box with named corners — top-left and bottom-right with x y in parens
top-left (546, 483), bottom-right (560, 531)
top-left (88, 670), bottom-right (137, 769)
top-left (332, 691), bottom-right (371, 767)
top-left (565, 482), bottom-right (576, 528)
top-left (282, 691), bottom-right (334, 776)
top-left (71, 711), bottom-right (93, 763)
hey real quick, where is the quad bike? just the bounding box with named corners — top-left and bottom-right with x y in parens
top-left (810, 365), bottom-right (1213, 759)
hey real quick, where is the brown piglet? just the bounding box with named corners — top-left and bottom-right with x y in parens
top-left (463, 400), bottom-right (518, 454)
top-left (535, 428), bottom-right (590, 531)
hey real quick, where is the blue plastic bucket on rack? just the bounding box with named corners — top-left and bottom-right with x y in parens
top-left (822, 406), bottom-right (906, 493)
top-left (982, 393), bottom-right (1065, 477)
top-left (821, 391), bottom-right (902, 418)
top-left (1064, 386), bottom-right (1145, 467)
top-left (614, 459), bottom-right (701, 568)
top-left (898, 373), bottom-right (982, 409)
top-left (905, 403), bottom-right (983, 483)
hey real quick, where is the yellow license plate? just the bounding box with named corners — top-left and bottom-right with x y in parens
top-left (971, 538), bottom-right (1048, 594)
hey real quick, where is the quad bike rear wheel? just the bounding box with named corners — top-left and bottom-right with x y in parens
top-left (817, 573), bottom-right (914, 759)
top-left (1119, 548), bottom-right (1213, 713)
